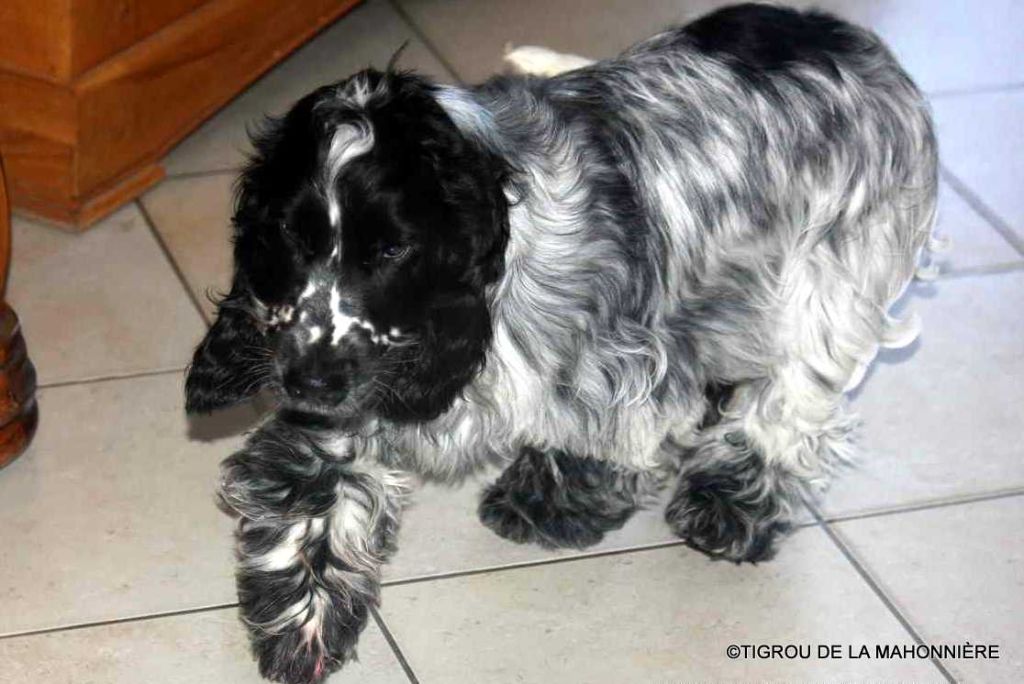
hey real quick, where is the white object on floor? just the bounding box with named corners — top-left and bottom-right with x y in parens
top-left (503, 44), bottom-right (595, 76)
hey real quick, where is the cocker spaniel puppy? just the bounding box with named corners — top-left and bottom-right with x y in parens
top-left (186, 4), bottom-right (937, 682)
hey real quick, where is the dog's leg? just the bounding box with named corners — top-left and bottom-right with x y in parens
top-left (666, 374), bottom-right (856, 562)
top-left (665, 210), bottom-right (931, 562)
top-left (479, 446), bottom-right (650, 549)
top-left (219, 421), bottom-right (408, 684)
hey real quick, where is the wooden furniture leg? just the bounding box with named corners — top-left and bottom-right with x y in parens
top-left (0, 154), bottom-right (38, 468)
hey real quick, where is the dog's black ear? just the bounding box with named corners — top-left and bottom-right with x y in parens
top-left (430, 118), bottom-right (512, 292)
top-left (378, 289), bottom-right (492, 422)
top-left (463, 150), bottom-right (512, 290)
top-left (185, 291), bottom-right (268, 414)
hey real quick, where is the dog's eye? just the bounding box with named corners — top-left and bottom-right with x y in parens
top-left (380, 244), bottom-right (409, 260)
top-left (277, 220), bottom-right (300, 246)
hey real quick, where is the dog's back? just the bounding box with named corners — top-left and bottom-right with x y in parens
top-left (478, 2), bottom-right (936, 385)
top-left (551, 2), bottom-right (936, 271)
top-left (456, 3), bottom-right (937, 479)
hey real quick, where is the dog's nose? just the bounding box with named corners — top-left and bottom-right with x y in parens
top-left (282, 369), bottom-right (348, 404)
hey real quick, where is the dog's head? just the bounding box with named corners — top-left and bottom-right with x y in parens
top-left (185, 70), bottom-right (511, 424)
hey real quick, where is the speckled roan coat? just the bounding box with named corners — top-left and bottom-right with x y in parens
top-left (185, 5), bottom-right (938, 683)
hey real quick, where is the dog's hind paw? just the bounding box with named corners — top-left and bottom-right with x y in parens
top-left (666, 484), bottom-right (790, 563)
top-left (665, 439), bottom-right (793, 563)
top-left (478, 480), bottom-right (610, 549)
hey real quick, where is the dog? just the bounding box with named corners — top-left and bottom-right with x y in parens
top-left (185, 4), bottom-right (938, 682)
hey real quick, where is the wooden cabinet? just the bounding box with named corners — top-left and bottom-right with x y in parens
top-left (0, 0), bottom-right (360, 230)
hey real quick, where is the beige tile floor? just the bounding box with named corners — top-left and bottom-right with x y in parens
top-left (2, 1), bottom-right (1023, 682)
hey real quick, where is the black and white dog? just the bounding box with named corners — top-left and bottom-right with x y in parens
top-left (186, 4), bottom-right (937, 682)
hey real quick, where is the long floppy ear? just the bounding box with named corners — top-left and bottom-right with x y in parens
top-left (378, 289), bottom-right (492, 422)
top-left (185, 286), bottom-right (269, 414)
top-left (428, 85), bottom-right (514, 290)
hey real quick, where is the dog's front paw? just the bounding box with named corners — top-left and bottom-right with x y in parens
top-left (237, 517), bottom-right (372, 684)
top-left (251, 621), bottom-right (351, 684)
top-left (243, 589), bottom-right (368, 684)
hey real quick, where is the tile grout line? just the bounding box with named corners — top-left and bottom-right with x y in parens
top-left (382, 538), bottom-right (704, 588)
top-left (37, 366), bottom-right (187, 390)
top-left (809, 504), bottom-right (957, 683)
top-left (941, 166), bottom-right (1024, 258)
top-left (380, 509), bottom-right (874, 589)
top-left (135, 198), bottom-right (214, 327)
top-left (0, 542), bottom-right (685, 641)
top-left (928, 80), bottom-right (1024, 99)
top-left (819, 487), bottom-right (1024, 526)
top-left (387, 0), bottom-right (466, 84)
top-left (162, 167), bottom-right (241, 182)
top-left (370, 606), bottom-right (421, 684)
top-left (0, 602), bottom-right (239, 641)
top-left (936, 260), bottom-right (1024, 280)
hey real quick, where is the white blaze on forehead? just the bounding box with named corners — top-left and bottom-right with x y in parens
top-left (323, 124), bottom-right (374, 228)
top-left (329, 284), bottom-right (364, 346)
top-left (297, 277), bottom-right (399, 347)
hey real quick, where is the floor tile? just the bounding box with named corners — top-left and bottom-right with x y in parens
top-left (6, 206), bottom-right (207, 386)
top-left (386, 472), bottom-right (679, 582)
top-left (397, 0), bottom-right (1024, 93)
top-left (0, 607), bottom-right (406, 684)
top-left (0, 374), bottom-right (260, 635)
top-left (141, 173), bottom-right (235, 321)
top-left (931, 182), bottom-right (1021, 275)
top-left (835, 496), bottom-right (1024, 681)
top-left (380, 527), bottom-right (941, 682)
top-left (933, 91), bottom-right (1024, 249)
top-left (395, 0), bottom-right (718, 83)
top-left (814, 0), bottom-right (1024, 95)
top-left (163, 0), bottom-right (457, 177)
top-left (821, 271), bottom-right (1024, 518)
